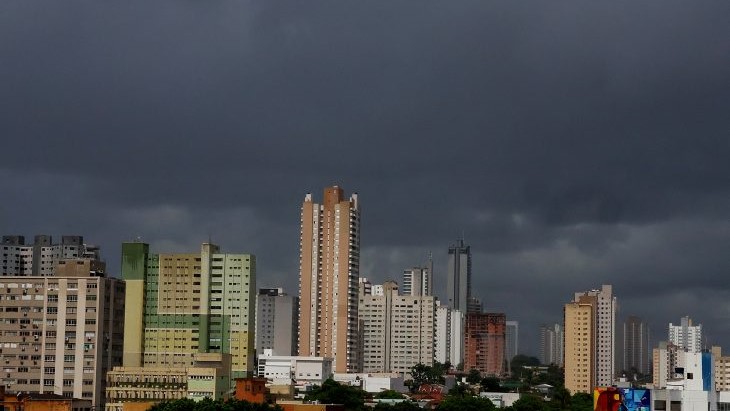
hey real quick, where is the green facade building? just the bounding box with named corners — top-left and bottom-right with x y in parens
top-left (122, 242), bottom-right (256, 379)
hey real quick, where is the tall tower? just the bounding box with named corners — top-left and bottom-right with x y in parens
top-left (298, 186), bottom-right (361, 373)
top-left (446, 239), bottom-right (471, 313)
top-left (564, 284), bottom-right (616, 392)
top-left (505, 321), bottom-right (519, 367)
top-left (622, 316), bottom-right (650, 376)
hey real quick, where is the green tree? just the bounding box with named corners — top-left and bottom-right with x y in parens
top-left (466, 369), bottom-right (482, 384)
top-left (409, 362), bottom-right (446, 391)
top-left (548, 386), bottom-right (571, 411)
top-left (304, 378), bottom-right (366, 411)
top-left (375, 390), bottom-right (405, 399)
top-left (570, 393), bottom-right (593, 411)
top-left (147, 399), bottom-right (282, 411)
top-left (512, 394), bottom-right (548, 411)
top-left (373, 401), bottom-right (422, 411)
top-left (511, 355), bottom-right (541, 380)
top-left (480, 377), bottom-right (504, 393)
top-left (437, 395), bottom-right (495, 411)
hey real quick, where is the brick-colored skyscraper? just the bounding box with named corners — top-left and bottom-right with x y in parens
top-left (298, 186), bottom-right (361, 373)
top-left (464, 312), bottom-right (506, 376)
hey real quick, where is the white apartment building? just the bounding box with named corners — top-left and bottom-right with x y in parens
top-left (435, 302), bottom-right (463, 367)
top-left (0, 260), bottom-right (125, 409)
top-left (669, 316), bottom-right (703, 353)
top-left (359, 281), bottom-right (435, 375)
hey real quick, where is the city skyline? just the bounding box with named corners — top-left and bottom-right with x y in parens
top-left (1, 0), bottom-right (729, 358)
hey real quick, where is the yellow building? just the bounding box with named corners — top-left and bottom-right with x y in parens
top-left (564, 301), bottom-right (594, 394)
top-left (105, 353), bottom-right (232, 411)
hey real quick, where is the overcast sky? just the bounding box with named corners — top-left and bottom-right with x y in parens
top-left (1, 1), bottom-right (729, 358)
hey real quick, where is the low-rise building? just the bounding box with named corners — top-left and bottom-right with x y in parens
top-left (257, 353), bottom-right (333, 386)
top-left (333, 372), bottom-right (406, 393)
top-left (1, 391), bottom-right (92, 411)
top-left (104, 353), bottom-right (232, 410)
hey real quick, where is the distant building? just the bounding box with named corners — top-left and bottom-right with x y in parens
top-left (358, 281), bottom-right (435, 374)
top-left (467, 296), bottom-right (483, 314)
top-left (464, 312), bottom-right (506, 376)
top-left (539, 324), bottom-right (564, 367)
top-left (121, 242), bottom-right (256, 379)
top-left (621, 316), bottom-right (650, 376)
top-left (402, 256), bottom-right (433, 297)
top-left (446, 239), bottom-right (471, 313)
top-left (1, 235), bottom-right (101, 276)
top-left (0, 261), bottom-right (125, 409)
top-left (434, 302), bottom-right (464, 367)
top-left (669, 316), bottom-right (702, 353)
top-left (298, 186), bottom-right (361, 373)
top-left (505, 321), bottom-right (519, 367)
top-left (256, 288), bottom-right (298, 356)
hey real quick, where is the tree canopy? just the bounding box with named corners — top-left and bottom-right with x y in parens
top-left (304, 378), bottom-right (366, 411)
top-left (147, 398), bottom-right (282, 411)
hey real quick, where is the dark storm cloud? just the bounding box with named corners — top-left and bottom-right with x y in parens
top-left (1, 0), bottom-right (729, 355)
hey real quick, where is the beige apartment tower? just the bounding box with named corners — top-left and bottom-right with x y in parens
top-left (564, 301), bottom-right (594, 394)
top-left (298, 186), bottom-right (361, 373)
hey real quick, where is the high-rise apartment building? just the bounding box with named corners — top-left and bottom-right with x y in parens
top-left (621, 316), bottom-right (650, 376)
top-left (568, 284), bottom-right (616, 388)
top-left (1, 235), bottom-right (100, 276)
top-left (464, 312), bottom-right (506, 376)
top-left (358, 281), bottom-right (435, 374)
top-left (402, 256), bottom-right (433, 297)
top-left (564, 301), bottom-right (594, 394)
top-left (434, 302), bottom-right (464, 367)
top-left (446, 239), bottom-right (471, 313)
top-left (652, 341), bottom-right (679, 389)
top-left (298, 186), bottom-right (361, 373)
top-left (256, 288), bottom-right (298, 356)
top-left (121, 242), bottom-right (256, 378)
top-left (0, 260), bottom-right (125, 409)
top-left (505, 321), bottom-right (519, 367)
top-left (539, 324), bottom-right (564, 367)
top-left (669, 316), bottom-right (702, 353)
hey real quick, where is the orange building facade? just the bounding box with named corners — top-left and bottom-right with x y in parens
top-left (1, 392), bottom-right (92, 411)
top-left (298, 186), bottom-right (361, 373)
top-left (234, 377), bottom-right (269, 403)
top-left (464, 312), bottom-right (506, 376)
